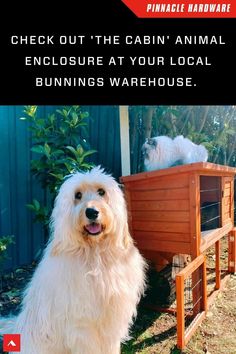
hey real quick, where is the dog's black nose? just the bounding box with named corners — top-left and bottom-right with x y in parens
top-left (85, 208), bottom-right (99, 220)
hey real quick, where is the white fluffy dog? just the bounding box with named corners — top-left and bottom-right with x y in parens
top-left (1, 167), bottom-right (146, 354)
top-left (142, 135), bottom-right (208, 171)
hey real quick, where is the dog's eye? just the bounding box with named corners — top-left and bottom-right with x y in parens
top-left (98, 188), bottom-right (105, 197)
top-left (75, 191), bottom-right (82, 200)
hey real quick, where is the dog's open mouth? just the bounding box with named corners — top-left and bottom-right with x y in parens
top-left (84, 222), bottom-right (103, 236)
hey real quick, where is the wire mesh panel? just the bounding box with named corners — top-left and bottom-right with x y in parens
top-left (200, 176), bottom-right (221, 231)
top-left (176, 255), bottom-right (207, 349)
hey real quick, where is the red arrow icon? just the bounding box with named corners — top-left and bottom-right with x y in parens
top-left (3, 334), bottom-right (21, 352)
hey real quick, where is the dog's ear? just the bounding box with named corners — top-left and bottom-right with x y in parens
top-left (123, 222), bottom-right (133, 249)
top-left (50, 213), bottom-right (80, 256)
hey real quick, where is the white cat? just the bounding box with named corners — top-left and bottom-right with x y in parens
top-left (142, 135), bottom-right (208, 171)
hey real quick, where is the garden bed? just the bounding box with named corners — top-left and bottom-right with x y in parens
top-left (0, 263), bottom-right (36, 317)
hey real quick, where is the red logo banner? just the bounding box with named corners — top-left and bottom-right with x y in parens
top-left (3, 334), bottom-right (21, 352)
top-left (121, 0), bottom-right (236, 18)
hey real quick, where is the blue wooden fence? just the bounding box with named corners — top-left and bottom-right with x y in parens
top-left (0, 105), bottom-right (121, 270)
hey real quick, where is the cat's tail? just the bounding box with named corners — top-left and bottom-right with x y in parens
top-left (197, 144), bottom-right (208, 162)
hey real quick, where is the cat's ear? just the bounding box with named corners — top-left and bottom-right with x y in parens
top-left (147, 138), bottom-right (157, 147)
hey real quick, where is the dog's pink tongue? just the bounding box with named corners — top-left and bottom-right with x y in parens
top-left (85, 223), bottom-right (102, 235)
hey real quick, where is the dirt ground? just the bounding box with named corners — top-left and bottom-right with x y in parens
top-left (0, 265), bottom-right (235, 354)
top-left (121, 274), bottom-right (236, 354)
top-left (0, 263), bottom-right (36, 317)
top-left (122, 238), bottom-right (236, 354)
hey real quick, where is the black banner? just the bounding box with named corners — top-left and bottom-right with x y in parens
top-left (0, 1), bottom-right (235, 104)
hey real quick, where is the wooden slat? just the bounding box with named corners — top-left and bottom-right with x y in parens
top-left (134, 231), bottom-right (190, 243)
top-left (176, 255), bottom-right (206, 348)
top-left (127, 174), bottom-right (189, 190)
top-left (200, 223), bottom-right (233, 252)
top-left (224, 203), bottom-right (231, 212)
top-left (224, 213), bottom-right (230, 220)
top-left (132, 210), bottom-right (190, 222)
top-left (131, 188), bottom-right (189, 201)
top-left (215, 241), bottom-right (221, 290)
top-left (140, 250), bottom-right (173, 265)
top-left (223, 217), bottom-right (233, 225)
top-left (124, 188), bottom-right (134, 234)
top-left (177, 254), bottom-right (205, 279)
top-left (189, 173), bottom-right (200, 258)
top-left (202, 259), bottom-right (208, 311)
top-left (120, 162), bottom-right (236, 184)
top-left (135, 238), bottom-right (191, 254)
top-left (224, 176), bottom-right (233, 183)
top-left (230, 178), bottom-right (234, 223)
top-left (221, 177), bottom-right (226, 226)
top-left (224, 188), bottom-right (231, 197)
top-left (133, 230), bottom-right (190, 242)
top-left (176, 275), bottom-right (185, 349)
top-left (131, 200), bottom-right (189, 211)
top-left (133, 220), bottom-right (189, 233)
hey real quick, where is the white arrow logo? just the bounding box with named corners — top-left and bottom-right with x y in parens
top-left (7, 340), bottom-right (17, 347)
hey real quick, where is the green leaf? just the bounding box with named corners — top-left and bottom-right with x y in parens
top-left (44, 143), bottom-right (51, 158)
top-left (63, 109), bottom-right (68, 117)
top-left (0, 235), bottom-right (14, 247)
top-left (51, 149), bottom-right (64, 156)
top-left (56, 109), bottom-right (63, 115)
top-left (32, 199), bottom-right (41, 211)
top-left (59, 127), bottom-right (66, 135)
top-left (80, 163), bottom-right (94, 169)
top-left (82, 149), bottom-right (97, 158)
top-left (24, 105), bottom-right (37, 118)
top-left (78, 122), bottom-right (88, 126)
top-left (71, 112), bottom-right (79, 125)
top-left (64, 162), bottom-right (74, 173)
top-left (49, 114), bottom-right (55, 124)
top-left (80, 111), bottom-right (89, 119)
top-left (36, 119), bottom-right (45, 127)
top-left (31, 145), bottom-right (45, 154)
top-left (76, 145), bottom-right (84, 156)
top-left (26, 203), bottom-right (36, 211)
top-left (49, 173), bottom-right (64, 181)
top-left (66, 146), bottom-right (77, 157)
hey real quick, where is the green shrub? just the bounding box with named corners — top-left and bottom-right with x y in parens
top-left (21, 105), bottom-right (96, 226)
top-left (0, 235), bottom-right (14, 270)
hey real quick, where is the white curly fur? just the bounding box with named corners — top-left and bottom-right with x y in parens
top-left (0, 167), bottom-right (146, 354)
top-left (142, 135), bottom-right (208, 171)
